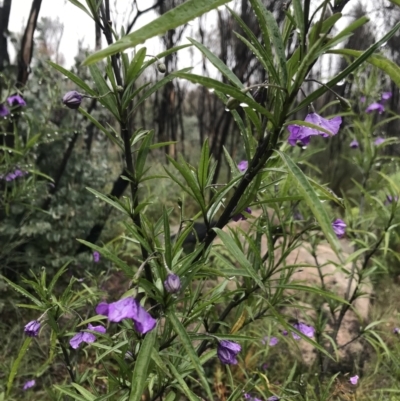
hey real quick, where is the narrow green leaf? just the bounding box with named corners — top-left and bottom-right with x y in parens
top-left (293, 21), bottom-right (400, 114)
top-left (126, 47), bottom-right (147, 85)
top-left (76, 240), bottom-right (132, 274)
top-left (68, 0), bottom-right (93, 18)
top-left (135, 131), bottom-right (154, 180)
top-left (48, 61), bottom-right (96, 96)
top-left (197, 139), bottom-right (210, 192)
top-left (163, 207), bottom-right (172, 269)
top-left (329, 49), bottom-right (400, 89)
top-left (227, 7), bottom-right (280, 84)
top-left (166, 155), bottom-right (206, 213)
top-left (213, 228), bottom-right (266, 290)
top-left (188, 38), bottom-right (243, 88)
top-left (250, 0), bottom-right (288, 86)
top-left (79, 107), bottom-right (122, 149)
top-left (88, 63), bottom-right (120, 119)
top-left (277, 151), bottom-right (342, 258)
top-left (53, 386), bottom-right (87, 401)
top-left (166, 361), bottom-right (201, 401)
top-left (71, 384), bottom-right (96, 401)
top-left (322, 16), bottom-right (369, 51)
top-left (292, 0), bottom-right (305, 45)
top-left (48, 262), bottom-right (70, 293)
top-left (7, 338), bottom-right (32, 396)
top-left (1, 276), bottom-right (42, 307)
top-left (86, 187), bottom-right (130, 215)
top-left (389, 0), bottom-right (400, 5)
top-left (172, 72), bottom-right (277, 126)
top-left (132, 68), bottom-right (192, 111)
top-left (129, 329), bottom-right (157, 401)
top-left (83, 0), bottom-right (233, 65)
top-left (167, 311), bottom-right (213, 400)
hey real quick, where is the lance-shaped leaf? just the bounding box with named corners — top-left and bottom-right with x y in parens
top-left (277, 151), bottom-right (343, 259)
top-left (293, 21), bottom-right (400, 114)
top-left (83, 0), bottom-right (233, 65)
top-left (329, 49), bottom-right (400, 89)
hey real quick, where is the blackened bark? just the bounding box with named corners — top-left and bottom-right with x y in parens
top-left (0, 0), bottom-right (12, 71)
top-left (17, 0), bottom-right (43, 87)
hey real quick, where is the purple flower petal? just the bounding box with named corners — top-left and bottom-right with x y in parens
top-left (0, 104), bottom-right (9, 117)
top-left (93, 251), bottom-right (100, 263)
top-left (366, 102), bottom-right (384, 114)
top-left (88, 323), bottom-right (106, 334)
top-left (232, 207), bottom-right (252, 222)
top-left (350, 139), bottom-right (359, 149)
top-left (69, 332), bottom-right (85, 349)
top-left (374, 137), bottom-right (385, 145)
top-left (287, 113), bottom-right (342, 146)
top-left (164, 274), bottom-right (181, 294)
top-left (349, 375), bottom-right (359, 385)
top-left (332, 219), bottom-right (346, 239)
top-left (7, 94), bottom-right (26, 107)
top-left (107, 298), bottom-right (137, 322)
top-left (217, 340), bottom-right (241, 365)
top-left (23, 379), bottom-right (36, 390)
top-left (381, 92), bottom-right (392, 101)
top-left (131, 298), bottom-right (157, 334)
top-left (24, 320), bottom-right (40, 337)
top-left (63, 91), bottom-right (83, 109)
top-left (261, 336), bottom-right (279, 346)
top-left (96, 301), bottom-right (109, 316)
top-left (238, 160), bottom-right (248, 172)
top-left (293, 322), bottom-right (315, 338)
top-left (360, 96), bottom-right (366, 103)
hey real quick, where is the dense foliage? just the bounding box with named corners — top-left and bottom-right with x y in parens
top-left (2, 1), bottom-right (400, 400)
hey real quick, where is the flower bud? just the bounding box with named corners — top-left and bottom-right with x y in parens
top-left (226, 97), bottom-right (240, 111)
top-left (62, 91), bottom-right (83, 109)
top-left (157, 62), bottom-right (166, 73)
top-left (24, 320), bottom-right (41, 337)
top-left (164, 274), bottom-right (181, 294)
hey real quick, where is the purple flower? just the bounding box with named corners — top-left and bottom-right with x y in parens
top-left (262, 362), bottom-right (269, 370)
top-left (360, 96), bottom-right (366, 103)
top-left (24, 320), bottom-right (40, 337)
top-left (164, 274), bottom-right (181, 294)
top-left (386, 195), bottom-right (399, 205)
top-left (23, 379), bottom-right (36, 390)
top-left (381, 92), bottom-right (392, 101)
top-left (293, 211), bottom-right (303, 221)
top-left (93, 251), bottom-right (100, 263)
top-left (0, 104), bottom-right (9, 117)
top-left (287, 112), bottom-right (342, 146)
top-left (96, 298), bottom-right (156, 334)
top-left (332, 219), bottom-right (346, 239)
top-left (374, 137), bottom-right (385, 145)
top-left (232, 207), bottom-right (252, 222)
top-left (350, 139), bottom-right (359, 149)
top-left (70, 324), bottom-right (106, 349)
top-left (366, 102), bottom-right (384, 114)
top-left (244, 395), bottom-right (262, 401)
top-left (238, 160), bottom-right (248, 172)
top-left (7, 94), bottom-right (26, 107)
top-left (349, 375), bottom-right (359, 385)
top-left (217, 340), bottom-right (241, 365)
top-left (62, 91), bottom-right (83, 109)
top-left (267, 397), bottom-right (280, 401)
top-left (293, 322), bottom-right (315, 339)
top-left (393, 327), bottom-right (400, 334)
top-left (261, 336), bottom-right (279, 346)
